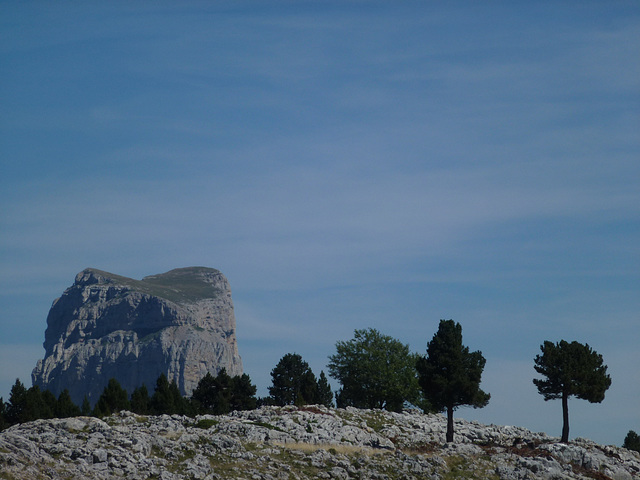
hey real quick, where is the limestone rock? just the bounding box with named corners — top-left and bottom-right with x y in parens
top-left (31, 267), bottom-right (243, 405)
top-left (2, 407), bottom-right (639, 480)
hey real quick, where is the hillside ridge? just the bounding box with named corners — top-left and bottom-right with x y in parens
top-left (77, 266), bottom-right (224, 305)
top-left (1, 406), bottom-right (638, 479)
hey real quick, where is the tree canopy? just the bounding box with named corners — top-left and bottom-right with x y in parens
top-left (150, 374), bottom-right (188, 415)
top-left (533, 340), bottom-right (611, 443)
top-left (191, 369), bottom-right (257, 414)
top-left (416, 320), bottom-right (490, 442)
top-left (268, 353), bottom-right (321, 406)
top-left (130, 385), bottom-right (151, 415)
top-left (623, 430), bottom-right (640, 452)
top-left (328, 328), bottom-right (421, 412)
top-left (316, 371), bottom-right (334, 408)
top-left (93, 378), bottom-right (130, 417)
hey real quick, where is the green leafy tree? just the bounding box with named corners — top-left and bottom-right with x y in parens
top-left (93, 378), bottom-right (130, 417)
top-left (623, 430), bottom-right (640, 452)
top-left (269, 353), bottom-right (319, 406)
top-left (328, 328), bottom-right (421, 412)
top-left (316, 371), bottom-right (334, 408)
top-left (533, 340), bottom-right (611, 443)
top-left (416, 320), bottom-right (490, 443)
top-left (55, 389), bottom-right (81, 418)
top-left (130, 385), bottom-right (150, 414)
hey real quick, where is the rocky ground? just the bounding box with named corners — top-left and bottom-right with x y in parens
top-left (1, 405), bottom-right (638, 480)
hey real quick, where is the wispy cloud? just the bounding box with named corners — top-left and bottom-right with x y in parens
top-left (1, 1), bottom-right (638, 445)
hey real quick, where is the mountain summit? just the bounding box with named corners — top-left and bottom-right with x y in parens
top-left (32, 267), bottom-right (243, 405)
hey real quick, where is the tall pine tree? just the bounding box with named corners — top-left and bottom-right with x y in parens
top-left (150, 374), bottom-right (187, 415)
top-left (130, 385), bottom-right (150, 414)
top-left (416, 320), bottom-right (490, 443)
top-left (316, 371), bottom-right (334, 408)
top-left (269, 353), bottom-right (318, 406)
top-left (55, 389), bottom-right (81, 418)
top-left (93, 378), bottom-right (130, 417)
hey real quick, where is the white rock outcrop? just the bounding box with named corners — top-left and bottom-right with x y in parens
top-left (31, 267), bottom-right (243, 405)
top-left (1, 406), bottom-right (638, 479)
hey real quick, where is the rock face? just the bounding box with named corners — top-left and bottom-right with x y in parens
top-left (31, 267), bottom-right (243, 405)
top-left (1, 406), bottom-right (639, 480)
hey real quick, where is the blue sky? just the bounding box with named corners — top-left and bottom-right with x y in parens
top-left (1, 1), bottom-right (638, 446)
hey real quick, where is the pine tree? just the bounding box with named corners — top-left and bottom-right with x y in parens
top-left (169, 380), bottom-right (189, 415)
top-left (0, 397), bottom-right (7, 430)
top-left (150, 374), bottom-right (187, 415)
top-left (230, 374), bottom-right (257, 412)
top-left (5, 380), bottom-right (56, 425)
top-left (623, 430), bottom-right (640, 452)
top-left (533, 340), bottom-right (611, 443)
top-left (416, 320), bottom-right (490, 443)
top-left (269, 353), bottom-right (318, 406)
top-left (56, 389), bottom-right (81, 418)
top-left (191, 372), bottom-right (217, 413)
top-left (40, 389), bottom-right (57, 418)
top-left (5, 379), bottom-right (28, 425)
top-left (316, 371), bottom-right (334, 408)
top-left (130, 385), bottom-right (150, 414)
top-left (93, 378), bottom-right (130, 417)
top-left (81, 395), bottom-right (91, 416)
top-left (192, 370), bottom-right (232, 414)
top-left (150, 374), bottom-right (172, 414)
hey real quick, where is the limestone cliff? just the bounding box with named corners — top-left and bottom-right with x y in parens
top-left (31, 267), bottom-right (243, 405)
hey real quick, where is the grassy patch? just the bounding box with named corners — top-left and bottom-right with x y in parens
top-left (166, 448), bottom-right (197, 474)
top-left (194, 418), bottom-right (218, 429)
top-left (443, 455), bottom-right (499, 480)
top-left (85, 267), bottom-right (223, 304)
top-left (362, 411), bottom-right (388, 432)
top-left (208, 453), bottom-right (245, 478)
top-left (247, 421), bottom-right (285, 432)
top-left (0, 472), bottom-right (20, 480)
top-left (150, 445), bottom-right (165, 459)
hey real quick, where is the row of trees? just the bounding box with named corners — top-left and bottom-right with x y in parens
top-left (326, 321), bottom-right (490, 443)
top-left (0, 380), bottom-right (83, 429)
top-left (0, 356), bottom-right (333, 430)
top-left (326, 321), bottom-right (612, 444)
top-left (266, 353), bottom-right (333, 407)
top-left (1, 320), bottom-right (618, 446)
top-left (0, 370), bottom-right (258, 429)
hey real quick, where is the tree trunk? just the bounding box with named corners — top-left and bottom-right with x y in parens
top-left (446, 405), bottom-right (454, 443)
top-left (561, 391), bottom-right (569, 443)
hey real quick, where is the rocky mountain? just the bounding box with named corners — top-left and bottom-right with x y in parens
top-left (1, 406), bottom-right (638, 480)
top-left (31, 267), bottom-right (243, 405)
